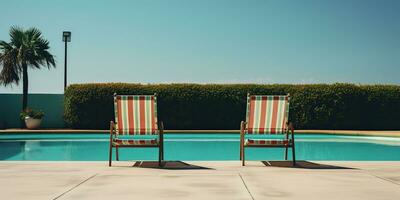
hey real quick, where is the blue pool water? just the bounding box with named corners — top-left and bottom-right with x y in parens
top-left (0, 133), bottom-right (400, 161)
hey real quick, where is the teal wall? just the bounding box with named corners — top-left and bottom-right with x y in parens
top-left (0, 94), bottom-right (64, 129)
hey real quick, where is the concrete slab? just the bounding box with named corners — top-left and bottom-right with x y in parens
top-left (0, 161), bottom-right (399, 200)
top-left (242, 169), bottom-right (400, 200)
top-left (60, 174), bottom-right (251, 200)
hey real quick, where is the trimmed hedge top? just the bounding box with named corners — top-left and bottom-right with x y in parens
top-left (64, 83), bottom-right (400, 130)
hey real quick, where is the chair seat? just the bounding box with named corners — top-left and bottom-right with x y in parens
top-left (113, 138), bottom-right (158, 146)
top-left (245, 139), bottom-right (291, 146)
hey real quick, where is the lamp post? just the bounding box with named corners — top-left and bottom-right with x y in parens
top-left (62, 31), bottom-right (71, 91)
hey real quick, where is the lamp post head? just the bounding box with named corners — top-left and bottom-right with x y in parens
top-left (62, 31), bottom-right (71, 42)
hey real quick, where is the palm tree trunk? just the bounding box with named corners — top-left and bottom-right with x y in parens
top-left (20, 64), bottom-right (28, 128)
top-left (22, 64), bottom-right (28, 111)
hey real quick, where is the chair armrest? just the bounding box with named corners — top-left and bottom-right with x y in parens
top-left (240, 121), bottom-right (246, 141)
top-left (288, 122), bottom-right (294, 134)
top-left (110, 121), bottom-right (116, 136)
top-left (288, 122), bottom-right (295, 141)
top-left (109, 121), bottom-right (115, 144)
top-left (159, 121), bottom-right (164, 141)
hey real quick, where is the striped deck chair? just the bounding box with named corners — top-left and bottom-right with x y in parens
top-left (109, 93), bottom-right (164, 167)
top-left (240, 94), bottom-right (296, 166)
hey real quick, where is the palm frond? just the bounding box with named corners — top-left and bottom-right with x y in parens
top-left (9, 26), bottom-right (25, 48)
top-left (0, 44), bottom-right (21, 85)
top-left (25, 29), bottom-right (56, 69)
top-left (0, 26), bottom-right (56, 86)
top-left (0, 63), bottom-right (20, 85)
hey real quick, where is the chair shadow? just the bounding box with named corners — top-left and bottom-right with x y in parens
top-left (132, 161), bottom-right (214, 170)
top-left (261, 161), bottom-right (357, 170)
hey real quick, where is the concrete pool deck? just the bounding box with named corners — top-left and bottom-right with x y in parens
top-left (0, 161), bottom-right (399, 200)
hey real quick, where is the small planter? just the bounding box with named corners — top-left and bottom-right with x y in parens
top-left (20, 108), bottom-right (45, 129)
top-left (25, 117), bottom-right (42, 129)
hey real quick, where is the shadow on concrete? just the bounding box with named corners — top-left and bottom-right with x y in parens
top-left (132, 161), bottom-right (214, 170)
top-left (262, 161), bottom-right (357, 169)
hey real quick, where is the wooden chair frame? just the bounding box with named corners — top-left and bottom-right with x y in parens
top-left (108, 94), bottom-right (164, 167)
top-left (239, 95), bottom-right (296, 166)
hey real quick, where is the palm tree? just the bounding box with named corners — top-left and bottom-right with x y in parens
top-left (0, 26), bottom-right (56, 112)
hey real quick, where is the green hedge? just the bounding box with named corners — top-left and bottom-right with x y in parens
top-left (64, 83), bottom-right (400, 130)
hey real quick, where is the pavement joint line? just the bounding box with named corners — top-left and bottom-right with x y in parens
top-left (239, 173), bottom-right (255, 200)
top-left (99, 174), bottom-right (237, 177)
top-left (52, 173), bottom-right (98, 200)
top-left (363, 172), bottom-right (400, 187)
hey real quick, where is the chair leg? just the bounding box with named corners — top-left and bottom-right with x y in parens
top-left (240, 144), bottom-right (242, 161)
top-left (161, 144), bottom-right (164, 160)
top-left (284, 146), bottom-right (288, 160)
top-left (242, 147), bottom-right (245, 166)
top-left (108, 145), bottom-right (113, 167)
top-left (116, 146), bottom-right (119, 161)
top-left (158, 145), bottom-right (162, 167)
top-left (292, 145), bottom-right (296, 166)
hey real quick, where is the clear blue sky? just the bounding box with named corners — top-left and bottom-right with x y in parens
top-left (1, 0), bottom-right (399, 93)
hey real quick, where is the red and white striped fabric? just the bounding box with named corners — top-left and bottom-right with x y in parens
top-left (246, 95), bottom-right (289, 134)
top-left (113, 139), bottom-right (158, 146)
top-left (245, 139), bottom-right (290, 146)
top-left (114, 95), bottom-right (158, 135)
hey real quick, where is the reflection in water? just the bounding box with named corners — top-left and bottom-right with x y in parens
top-left (0, 138), bottom-right (400, 161)
top-left (0, 141), bottom-right (24, 160)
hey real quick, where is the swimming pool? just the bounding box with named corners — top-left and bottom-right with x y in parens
top-left (1, 133), bottom-right (400, 161)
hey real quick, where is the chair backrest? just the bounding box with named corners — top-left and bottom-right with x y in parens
top-left (114, 94), bottom-right (158, 135)
top-left (245, 94), bottom-right (289, 134)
